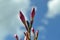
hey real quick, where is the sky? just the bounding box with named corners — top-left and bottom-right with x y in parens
top-left (0, 0), bottom-right (60, 40)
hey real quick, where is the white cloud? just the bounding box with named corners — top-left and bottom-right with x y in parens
top-left (0, 0), bottom-right (30, 40)
top-left (45, 0), bottom-right (60, 18)
top-left (37, 26), bottom-right (47, 33)
top-left (40, 1), bottom-right (60, 40)
top-left (37, 26), bottom-right (47, 40)
top-left (41, 19), bottom-right (48, 25)
top-left (41, 35), bottom-right (46, 40)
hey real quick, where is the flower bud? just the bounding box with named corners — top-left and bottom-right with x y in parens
top-left (31, 27), bottom-right (34, 33)
top-left (14, 34), bottom-right (19, 40)
top-left (19, 11), bottom-right (26, 25)
top-left (30, 8), bottom-right (35, 26)
top-left (19, 11), bottom-right (28, 31)
top-left (31, 8), bottom-right (35, 20)
top-left (36, 30), bottom-right (39, 37)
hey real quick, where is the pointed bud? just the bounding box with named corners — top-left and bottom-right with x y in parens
top-left (14, 34), bottom-right (19, 40)
top-left (31, 8), bottom-right (35, 20)
top-left (30, 8), bottom-right (35, 26)
top-left (31, 27), bottom-right (34, 33)
top-left (36, 30), bottom-right (39, 37)
top-left (19, 11), bottom-right (28, 30)
top-left (19, 11), bottom-right (26, 25)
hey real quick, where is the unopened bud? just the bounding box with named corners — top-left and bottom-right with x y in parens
top-left (31, 27), bottom-right (34, 33)
top-left (36, 30), bottom-right (39, 37)
top-left (31, 8), bottom-right (35, 20)
top-left (30, 8), bottom-right (35, 26)
top-left (19, 11), bottom-right (28, 31)
top-left (14, 34), bottom-right (19, 40)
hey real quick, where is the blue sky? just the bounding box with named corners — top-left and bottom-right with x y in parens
top-left (0, 0), bottom-right (60, 40)
top-left (31, 0), bottom-right (60, 40)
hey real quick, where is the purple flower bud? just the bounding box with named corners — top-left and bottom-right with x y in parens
top-left (31, 27), bottom-right (35, 33)
top-left (31, 8), bottom-right (35, 20)
top-left (19, 11), bottom-right (28, 31)
top-left (36, 30), bottom-right (39, 37)
top-left (30, 8), bottom-right (35, 26)
top-left (19, 11), bottom-right (26, 25)
top-left (14, 34), bottom-right (19, 40)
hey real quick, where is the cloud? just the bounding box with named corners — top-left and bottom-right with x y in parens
top-left (37, 26), bottom-right (46, 32)
top-left (40, 0), bottom-right (60, 39)
top-left (41, 19), bottom-right (48, 25)
top-left (0, 0), bottom-right (30, 40)
top-left (41, 0), bottom-right (60, 26)
top-left (45, 0), bottom-right (60, 18)
top-left (37, 0), bottom-right (60, 40)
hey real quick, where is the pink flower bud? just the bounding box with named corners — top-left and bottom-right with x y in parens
top-left (36, 30), bottom-right (39, 37)
top-left (19, 11), bottom-right (26, 25)
top-left (31, 8), bottom-right (35, 20)
top-left (30, 8), bottom-right (35, 26)
top-left (19, 11), bottom-right (28, 30)
top-left (14, 34), bottom-right (19, 40)
top-left (31, 27), bottom-right (34, 33)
